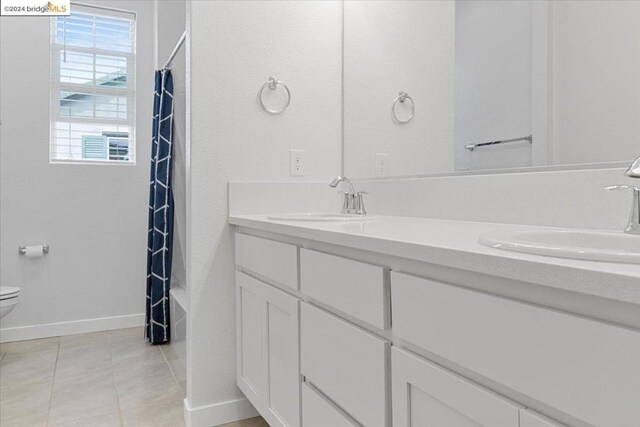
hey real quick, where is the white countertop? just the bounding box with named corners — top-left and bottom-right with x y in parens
top-left (229, 214), bottom-right (640, 306)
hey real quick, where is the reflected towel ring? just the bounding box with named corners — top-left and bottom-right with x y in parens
top-left (259, 76), bottom-right (291, 114)
top-left (392, 91), bottom-right (415, 123)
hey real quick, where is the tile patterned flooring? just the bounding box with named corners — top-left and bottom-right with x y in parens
top-left (0, 327), bottom-right (267, 427)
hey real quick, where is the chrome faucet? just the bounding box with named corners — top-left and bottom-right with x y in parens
top-left (607, 156), bottom-right (640, 234)
top-left (329, 176), bottom-right (368, 215)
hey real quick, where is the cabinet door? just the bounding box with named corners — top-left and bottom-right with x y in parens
top-left (262, 284), bottom-right (300, 427)
top-left (392, 347), bottom-right (520, 427)
top-left (236, 271), bottom-right (301, 427)
top-left (520, 410), bottom-right (565, 427)
top-left (236, 272), bottom-right (263, 411)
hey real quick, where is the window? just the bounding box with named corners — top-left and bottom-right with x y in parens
top-left (50, 4), bottom-right (136, 164)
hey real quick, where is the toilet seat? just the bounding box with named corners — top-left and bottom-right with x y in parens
top-left (0, 286), bottom-right (20, 300)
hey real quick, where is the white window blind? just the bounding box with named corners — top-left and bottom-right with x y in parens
top-left (50, 4), bottom-right (136, 164)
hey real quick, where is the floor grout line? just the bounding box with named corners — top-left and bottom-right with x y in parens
top-left (45, 340), bottom-right (61, 427)
top-left (107, 331), bottom-right (126, 427)
top-left (159, 344), bottom-right (183, 393)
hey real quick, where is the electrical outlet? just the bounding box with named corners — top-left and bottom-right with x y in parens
top-left (375, 153), bottom-right (389, 177)
top-left (289, 149), bottom-right (305, 176)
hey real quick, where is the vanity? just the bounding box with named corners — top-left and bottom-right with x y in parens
top-left (227, 1), bottom-right (640, 425)
top-left (230, 214), bottom-right (640, 427)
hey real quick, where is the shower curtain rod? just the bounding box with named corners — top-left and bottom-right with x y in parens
top-left (163, 31), bottom-right (186, 69)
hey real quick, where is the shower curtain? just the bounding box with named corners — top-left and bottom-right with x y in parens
top-left (145, 69), bottom-right (175, 344)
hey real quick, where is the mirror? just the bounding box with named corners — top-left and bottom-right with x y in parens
top-left (343, 0), bottom-right (640, 178)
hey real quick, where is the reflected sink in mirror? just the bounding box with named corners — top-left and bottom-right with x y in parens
top-left (480, 230), bottom-right (640, 264)
top-left (268, 213), bottom-right (377, 222)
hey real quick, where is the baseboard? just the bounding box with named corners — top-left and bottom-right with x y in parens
top-left (0, 313), bottom-right (145, 343)
top-left (184, 396), bottom-right (259, 427)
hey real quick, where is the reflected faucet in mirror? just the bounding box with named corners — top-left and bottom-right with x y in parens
top-left (329, 176), bottom-right (368, 216)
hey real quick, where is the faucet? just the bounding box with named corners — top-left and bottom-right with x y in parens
top-left (329, 176), bottom-right (368, 215)
top-left (606, 156), bottom-right (640, 234)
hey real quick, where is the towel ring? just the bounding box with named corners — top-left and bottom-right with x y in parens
top-left (259, 76), bottom-right (291, 114)
top-left (392, 91), bottom-right (415, 123)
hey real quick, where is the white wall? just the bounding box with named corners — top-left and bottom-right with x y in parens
top-left (358, 167), bottom-right (634, 231)
top-left (0, 0), bottom-right (154, 340)
top-left (454, 0), bottom-right (533, 171)
top-left (551, 0), bottom-right (640, 166)
top-left (343, 0), bottom-right (455, 178)
top-left (157, 0), bottom-right (187, 290)
top-left (187, 1), bottom-right (342, 424)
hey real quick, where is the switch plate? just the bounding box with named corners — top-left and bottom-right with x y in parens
top-left (290, 149), bottom-right (305, 176)
top-left (375, 153), bottom-right (389, 177)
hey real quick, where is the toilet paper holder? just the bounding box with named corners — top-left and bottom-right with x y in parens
top-left (18, 245), bottom-right (50, 255)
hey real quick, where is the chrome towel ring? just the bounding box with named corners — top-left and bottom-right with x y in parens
top-left (259, 76), bottom-right (291, 114)
top-left (392, 91), bottom-right (415, 123)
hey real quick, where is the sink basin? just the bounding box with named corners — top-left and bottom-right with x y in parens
top-left (479, 229), bottom-right (640, 264)
top-left (268, 213), bottom-right (376, 222)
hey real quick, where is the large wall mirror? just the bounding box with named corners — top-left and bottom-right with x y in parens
top-left (343, 0), bottom-right (640, 178)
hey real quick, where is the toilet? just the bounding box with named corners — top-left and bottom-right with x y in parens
top-left (0, 286), bottom-right (20, 319)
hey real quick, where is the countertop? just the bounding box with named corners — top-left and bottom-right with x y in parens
top-left (229, 214), bottom-right (640, 306)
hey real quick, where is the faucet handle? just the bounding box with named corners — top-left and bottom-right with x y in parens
top-left (354, 191), bottom-right (368, 216)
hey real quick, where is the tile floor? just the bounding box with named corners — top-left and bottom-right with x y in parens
top-left (0, 327), bottom-right (267, 427)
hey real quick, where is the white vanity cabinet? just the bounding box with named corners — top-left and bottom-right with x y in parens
top-left (236, 271), bottom-right (301, 427)
top-left (234, 229), bottom-right (639, 427)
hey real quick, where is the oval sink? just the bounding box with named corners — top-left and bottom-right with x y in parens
top-left (268, 213), bottom-right (376, 222)
top-left (479, 230), bottom-right (640, 264)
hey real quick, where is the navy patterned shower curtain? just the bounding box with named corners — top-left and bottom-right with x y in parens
top-left (145, 69), bottom-right (175, 344)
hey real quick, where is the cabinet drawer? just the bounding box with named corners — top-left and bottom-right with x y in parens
top-left (301, 303), bottom-right (389, 427)
top-left (392, 272), bottom-right (640, 427)
top-left (392, 347), bottom-right (520, 427)
top-left (302, 382), bottom-right (359, 427)
top-left (300, 249), bottom-right (387, 329)
top-left (235, 233), bottom-right (298, 290)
